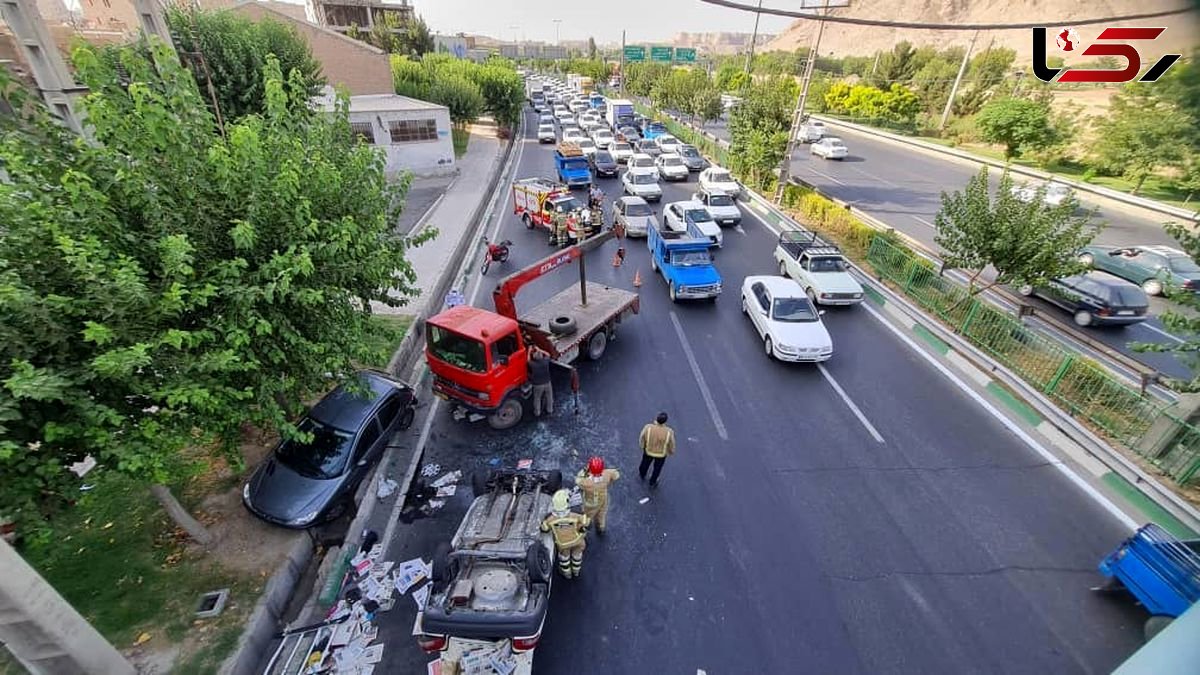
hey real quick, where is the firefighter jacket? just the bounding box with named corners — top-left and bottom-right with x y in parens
top-left (540, 511), bottom-right (589, 548)
top-left (575, 469), bottom-right (621, 511)
top-left (639, 422), bottom-right (676, 458)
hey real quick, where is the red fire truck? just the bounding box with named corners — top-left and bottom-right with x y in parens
top-left (511, 177), bottom-right (599, 240)
top-left (425, 228), bottom-right (637, 429)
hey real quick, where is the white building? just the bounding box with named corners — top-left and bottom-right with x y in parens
top-left (316, 88), bottom-right (455, 177)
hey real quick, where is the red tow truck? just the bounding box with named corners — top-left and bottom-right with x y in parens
top-left (425, 229), bottom-right (638, 429)
top-left (511, 177), bottom-right (598, 240)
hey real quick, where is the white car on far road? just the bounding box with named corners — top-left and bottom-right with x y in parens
top-left (562, 128), bottom-right (588, 143)
top-left (627, 153), bottom-right (656, 174)
top-left (537, 124), bottom-right (556, 143)
top-left (698, 167), bottom-right (743, 200)
top-left (575, 138), bottom-right (598, 158)
top-left (811, 137), bottom-right (849, 160)
top-left (664, 200), bottom-right (723, 248)
top-left (622, 170), bottom-right (663, 202)
top-left (610, 141), bottom-right (635, 164)
top-left (1012, 180), bottom-right (1074, 207)
top-left (591, 128), bottom-right (615, 149)
top-left (656, 153), bottom-right (689, 182)
top-left (741, 275), bottom-right (833, 362)
top-left (798, 120), bottom-right (827, 142)
top-left (656, 134), bottom-right (682, 154)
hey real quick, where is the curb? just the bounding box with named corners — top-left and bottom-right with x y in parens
top-left (743, 188), bottom-right (1200, 536)
top-left (812, 114), bottom-right (1200, 224)
top-left (218, 534), bottom-right (313, 675)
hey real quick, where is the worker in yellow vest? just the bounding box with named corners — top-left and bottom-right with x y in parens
top-left (575, 457), bottom-right (620, 534)
top-left (638, 412), bottom-right (676, 488)
top-left (539, 489), bottom-right (590, 578)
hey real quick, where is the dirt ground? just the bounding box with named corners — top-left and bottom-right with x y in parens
top-left (127, 428), bottom-right (303, 673)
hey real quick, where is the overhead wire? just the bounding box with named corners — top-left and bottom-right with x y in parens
top-left (697, 0), bottom-right (1196, 31)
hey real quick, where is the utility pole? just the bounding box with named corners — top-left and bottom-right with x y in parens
top-left (619, 29), bottom-right (626, 95)
top-left (773, 9), bottom-right (829, 204)
top-left (939, 29), bottom-right (979, 131)
top-left (743, 0), bottom-right (765, 81)
top-left (870, 51), bottom-right (880, 77)
top-left (553, 19), bottom-right (562, 46)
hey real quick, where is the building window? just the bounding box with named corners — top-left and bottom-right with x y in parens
top-left (350, 121), bottom-right (375, 144)
top-left (388, 119), bottom-right (438, 143)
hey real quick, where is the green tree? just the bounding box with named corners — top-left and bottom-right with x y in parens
top-left (587, 37), bottom-right (597, 60)
top-left (391, 54), bottom-right (431, 99)
top-left (954, 47), bottom-right (1016, 116)
top-left (1092, 84), bottom-right (1191, 193)
top-left (474, 63), bottom-right (524, 127)
top-left (869, 40), bottom-right (918, 88)
top-left (429, 73), bottom-right (485, 125)
top-left (400, 14), bottom-right (435, 57)
top-left (689, 85), bottom-right (724, 127)
top-left (0, 42), bottom-right (422, 538)
top-left (166, 6), bottom-right (324, 122)
top-left (935, 167), bottom-right (1095, 297)
top-left (911, 49), bottom-right (962, 115)
top-left (975, 97), bottom-right (1058, 159)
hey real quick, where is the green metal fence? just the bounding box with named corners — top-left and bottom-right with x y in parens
top-left (867, 236), bottom-right (1200, 485)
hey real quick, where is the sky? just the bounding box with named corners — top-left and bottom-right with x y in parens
top-left (407, 0), bottom-right (798, 45)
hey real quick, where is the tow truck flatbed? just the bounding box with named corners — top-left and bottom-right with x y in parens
top-left (519, 282), bottom-right (639, 361)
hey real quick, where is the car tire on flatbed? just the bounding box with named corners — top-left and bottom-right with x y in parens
top-left (549, 315), bottom-right (577, 335)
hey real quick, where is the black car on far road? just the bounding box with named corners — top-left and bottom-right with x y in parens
top-left (617, 125), bottom-right (641, 141)
top-left (243, 370), bottom-right (416, 528)
top-left (1018, 271), bottom-right (1150, 327)
top-left (590, 150), bottom-right (619, 177)
top-left (635, 138), bottom-right (662, 158)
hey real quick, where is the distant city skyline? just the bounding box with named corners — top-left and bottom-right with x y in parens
top-left (409, 0), bottom-right (797, 45)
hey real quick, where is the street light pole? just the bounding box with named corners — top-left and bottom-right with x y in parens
top-left (939, 29), bottom-right (979, 131)
top-left (553, 19), bottom-right (562, 46)
top-left (773, 8), bottom-right (829, 204)
top-left (743, 0), bottom-right (765, 81)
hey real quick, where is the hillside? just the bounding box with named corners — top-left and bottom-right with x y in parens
top-left (764, 0), bottom-right (1199, 63)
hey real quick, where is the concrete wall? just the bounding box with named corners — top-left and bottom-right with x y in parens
top-left (231, 2), bottom-right (394, 96)
top-left (350, 105), bottom-right (454, 177)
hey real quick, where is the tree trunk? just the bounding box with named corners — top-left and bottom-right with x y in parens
top-left (1132, 172), bottom-right (1147, 196)
top-left (150, 484), bottom-right (214, 546)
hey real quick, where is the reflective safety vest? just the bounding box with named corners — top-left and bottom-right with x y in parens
top-left (540, 512), bottom-right (588, 548)
top-left (576, 469), bottom-right (620, 510)
top-left (639, 423), bottom-right (675, 458)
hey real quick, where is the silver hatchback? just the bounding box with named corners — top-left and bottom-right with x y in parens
top-left (612, 196), bottom-right (658, 238)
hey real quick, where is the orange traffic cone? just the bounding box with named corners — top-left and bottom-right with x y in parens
top-left (633, 269), bottom-right (643, 288)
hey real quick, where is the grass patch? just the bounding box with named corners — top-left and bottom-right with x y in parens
top-left (16, 471), bottom-right (255, 648)
top-left (452, 127), bottom-right (470, 158)
top-left (363, 314), bottom-right (413, 369)
top-left (173, 623), bottom-right (244, 675)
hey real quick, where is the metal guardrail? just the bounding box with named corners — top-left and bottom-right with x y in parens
top-left (813, 115), bottom-right (1200, 224)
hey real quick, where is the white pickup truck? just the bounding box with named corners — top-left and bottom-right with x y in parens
top-left (773, 231), bottom-right (864, 306)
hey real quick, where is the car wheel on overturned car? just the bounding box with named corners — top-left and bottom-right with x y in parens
top-left (539, 470), bottom-right (563, 494)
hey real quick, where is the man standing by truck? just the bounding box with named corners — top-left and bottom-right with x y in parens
top-left (575, 457), bottom-right (620, 534)
top-left (638, 412), bottom-right (676, 487)
top-left (528, 347), bottom-right (553, 417)
top-left (540, 490), bottom-right (590, 578)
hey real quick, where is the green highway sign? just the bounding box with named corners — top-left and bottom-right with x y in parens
top-left (650, 46), bottom-right (674, 62)
top-left (623, 45), bottom-right (645, 62)
top-left (674, 47), bottom-right (696, 63)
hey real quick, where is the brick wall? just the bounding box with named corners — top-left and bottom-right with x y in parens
top-left (232, 2), bottom-right (393, 96)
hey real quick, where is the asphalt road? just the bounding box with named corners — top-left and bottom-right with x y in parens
top-left (683, 111), bottom-right (1196, 381)
top-left (372, 108), bottom-right (1146, 674)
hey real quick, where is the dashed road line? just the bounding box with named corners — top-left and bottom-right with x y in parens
top-left (817, 364), bottom-right (885, 444)
top-left (669, 311), bottom-right (729, 440)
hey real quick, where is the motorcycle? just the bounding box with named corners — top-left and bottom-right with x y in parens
top-left (480, 236), bottom-right (513, 275)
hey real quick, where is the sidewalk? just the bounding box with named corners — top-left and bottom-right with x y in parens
top-left (374, 122), bottom-right (504, 317)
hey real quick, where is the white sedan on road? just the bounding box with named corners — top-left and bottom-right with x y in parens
top-left (656, 153), bottom-right (689, 182)
top-left (627, 153), bottom-right (657, 174)
top-left (698, 167), bottom-right (743, 200)
top-left (610, 141), bottom-right (635, 164)
top-left (664, 200), bottom-right (723, 248)
top-left (537, 124), bottom-right (556, 143)
top-left (592, 128), bottom-right (615, 149)
top-left (1012, 180), bottom-right (1074, 207)
top-left (575, 138), bottom-right (598, 158)
top-left (741, 275), bottom-right (833, 362)
top-left (622, 170), bottom-right (663, 202)
top-left (656, 134), bottom-right (682, 155)
top-left (811, 137), bottom-right (849, 160)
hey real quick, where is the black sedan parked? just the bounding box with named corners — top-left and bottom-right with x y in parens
top-left (243, 370), bottom-right (416, 528)
top-left (1018, 271), bottom-right (1149, 327)
top-left (590, 150), bottom-right (619, 177)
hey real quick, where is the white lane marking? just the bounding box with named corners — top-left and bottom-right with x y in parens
top-left (1134, 321), bottom-right (1186, 344)
top-left (804, 166), bottom-right (846, 186)
top-left (669, 311), bottom-right (729, 440)
top-left (861, 301), bottom-right (1139, 532)
top-left (382, 394), bottom-right (441, 550)
top-left (817, 364), bottom-right (885, 444)
top-left (911, 215), bottom-right (937, 229)
top-left (849, 165), bottom-right (899, 188)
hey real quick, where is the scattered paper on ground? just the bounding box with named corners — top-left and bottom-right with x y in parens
top-left (639, 497), bottom-right (650, 504)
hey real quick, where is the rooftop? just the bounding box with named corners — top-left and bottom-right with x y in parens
top-left (313, 87), bottom-right (446, 113)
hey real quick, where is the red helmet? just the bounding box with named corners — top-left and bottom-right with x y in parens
top-left (587, 457), bottom-right (605, 476)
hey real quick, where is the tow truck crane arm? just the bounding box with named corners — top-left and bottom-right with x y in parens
top-left (492, 226), bottom-right (623, 320)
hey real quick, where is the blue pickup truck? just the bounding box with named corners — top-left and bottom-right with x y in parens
top-left (647, 220), bottom-right (722, 302)
top-left (554, 143), bottom-right (591, 189)
top-left (642, 120), bottom-right (669, 141)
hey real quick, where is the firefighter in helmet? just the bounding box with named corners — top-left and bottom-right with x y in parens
top-left (539, 489), bottom-right (589, 578)
top-left (550, 208), bottom-right (567, 246)
top-left (575, 457), bottom-right (620, 534)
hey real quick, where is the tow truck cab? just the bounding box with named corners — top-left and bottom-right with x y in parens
top-left (426, 307), bottom-right (529, 414)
